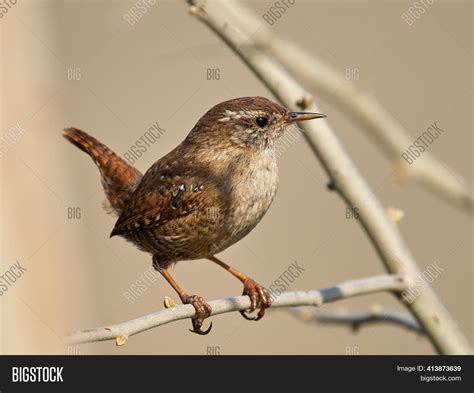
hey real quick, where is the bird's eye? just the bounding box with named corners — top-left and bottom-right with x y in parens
top-left (255, 117), bottom-right (269, 128)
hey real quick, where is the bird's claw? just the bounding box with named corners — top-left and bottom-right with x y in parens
top-left (239, 278), bottom-right (271, 321)
top-left (183, 295), bottom-right (213, 335)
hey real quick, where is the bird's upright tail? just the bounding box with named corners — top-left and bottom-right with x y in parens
top-left (63, 127), bottom-right (143, 216)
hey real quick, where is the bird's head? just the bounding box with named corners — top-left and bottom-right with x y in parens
top-left (186, 96), bottom-right (325, 150)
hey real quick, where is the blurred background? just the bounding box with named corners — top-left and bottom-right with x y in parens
top-left (1, 0), bottom-right (472, 354)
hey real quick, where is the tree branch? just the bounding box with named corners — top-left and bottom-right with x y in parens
top-left (290, 307), bottom-right (423, 334)
top-left (186, 0), bottom-right (472, 354)
top-left (66, 274), bottom-right (406, 345)
top-left (220, 1), bottom-right (473, 214)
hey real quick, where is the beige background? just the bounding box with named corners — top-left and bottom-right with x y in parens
top-left (1, 0), bottom-right (472, 354)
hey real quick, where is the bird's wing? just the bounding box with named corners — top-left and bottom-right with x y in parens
top-left (110, 168), bottom-right (221, 238)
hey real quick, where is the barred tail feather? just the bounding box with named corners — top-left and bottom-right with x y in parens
top-left (63, 127), bottom-right (143, 215)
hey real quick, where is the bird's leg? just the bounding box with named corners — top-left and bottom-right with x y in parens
top-left (208, 256), bottom-right (271, 321)
top-left (153, 260), bottom-right (212, 335)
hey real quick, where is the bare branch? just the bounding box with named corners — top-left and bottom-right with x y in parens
top-left (290, 307), bottom-right (423, 334)
top-left (221, 1), bottom-right (473, 214)
top-left (66, 275), bottom-right (406, 345)
top-left (187, 0), bottom-right (472, 354)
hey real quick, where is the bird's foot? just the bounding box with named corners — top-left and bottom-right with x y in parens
top-left (182, 295), bottom-right (213, 335)
top-left (240, 278), bottom-right (272, 321)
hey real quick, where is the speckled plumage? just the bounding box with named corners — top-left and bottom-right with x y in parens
top-left (85, 96), bottom-right (289, 268)
top-left (64, 96), bottom-right (325, 334)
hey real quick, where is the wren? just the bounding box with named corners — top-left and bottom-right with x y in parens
top-left (64, 96), bottom-right (325, 334)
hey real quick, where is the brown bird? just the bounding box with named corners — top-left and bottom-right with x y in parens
top-left (64, 96), bottom-right (325, 334)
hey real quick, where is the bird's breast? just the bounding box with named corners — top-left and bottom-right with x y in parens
top-left (226, 149), bottom-right (279, 241)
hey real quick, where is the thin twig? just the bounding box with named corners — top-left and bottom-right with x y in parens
top-left (66, 274), bottom-right (406, 345)
top-left (222, 1), bottom-right (473, 214)
top-left (187, 0), bottom-right (472, 354)
top-left (290, 307), bottom-right (423, 334)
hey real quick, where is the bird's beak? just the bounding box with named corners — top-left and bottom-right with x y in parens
top-left (288, 111), bottom-right (326, 122)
